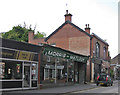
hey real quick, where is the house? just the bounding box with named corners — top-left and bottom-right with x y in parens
top-left (28, 10), bottom-right (110, 82)
top-left (91, 33), bottom-right (110, 81)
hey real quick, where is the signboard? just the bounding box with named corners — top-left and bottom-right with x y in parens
top-left (0, 48), bottom-right (38, 61)
top-left (17, 51), bottom-right (34, 61)
top-left (43, 47), bottom-right (88, 63)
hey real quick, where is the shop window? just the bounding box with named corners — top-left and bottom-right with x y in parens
top-left (0, 62), bottom-right (5, 79)
top-left (45, 68), bottom-right (49, 79)
top-left (42, 54), bottom-right (75, 84)
top-left (49, 69), bottom-right (52, 78)
top-left (68, 62), bottom-right (74, 82)
top-left (0, 60), bottom-right (22, 80)
top-left (32, 63), bottom-right (38, 80)
top-left (52, 69), bottom-right (55, 78)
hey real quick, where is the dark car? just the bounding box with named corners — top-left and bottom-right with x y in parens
top-left (96, 73), bottom-right (113, 86)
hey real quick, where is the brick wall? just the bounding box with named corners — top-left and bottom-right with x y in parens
top-left (47, 23), bottom-right (90, 56)
top-left (91, 36), bottom-right (109, 60)
top-left (69, 36), bottom-right (90, 56)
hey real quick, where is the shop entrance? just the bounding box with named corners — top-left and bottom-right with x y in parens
top-left (24, 65), bottom-right (31, 88)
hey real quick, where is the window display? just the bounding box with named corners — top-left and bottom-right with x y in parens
top-left (42, 55), bottom-right (75, 84)
top-left (68, 62), bottom-right (74, 82)
top-left (32, 63), bottom-right (38, 80)
top-left (0, 60), bottom-right (22, 80)
top-left (0, 62), bottom-right (5, 79)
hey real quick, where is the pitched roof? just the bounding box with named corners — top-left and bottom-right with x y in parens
top-left (45, 21), bottom-right (92, 41)
top-left (91, 33), bottom-right (109, 46)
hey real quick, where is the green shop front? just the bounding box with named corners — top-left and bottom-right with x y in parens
top-left (0, 38), bottom-right (40, 91)
top-left (40, 45), bottom-right (89, 87)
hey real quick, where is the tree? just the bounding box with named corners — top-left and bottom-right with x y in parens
top-left (2, 23), bottom-right (46, 42)
top-left (34, 31), bottom-right (46, 39)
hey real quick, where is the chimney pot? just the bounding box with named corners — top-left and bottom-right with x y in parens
top-left (64, 10), bottom-right (72, 22)
top-left (88, 24), bottom-right (89, 28)
top-left (85, 24), bottom-right (91, 34)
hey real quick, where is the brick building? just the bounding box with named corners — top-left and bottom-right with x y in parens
top-left (111, 54), bottom-right (120, 79)
top-left (91, 33), bottom-right (110, 81)
top-left (28, 10), bottom-right (110, 82)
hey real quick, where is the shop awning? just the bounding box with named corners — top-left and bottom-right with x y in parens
top-left (43, 45), bottom-right (89, 63)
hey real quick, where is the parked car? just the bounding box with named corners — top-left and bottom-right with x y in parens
top-left (96, 73), bottom-right (113, 86)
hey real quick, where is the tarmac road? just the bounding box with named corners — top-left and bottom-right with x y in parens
top-left (72, 82), bottom-right (118, 94)
top-left (2, 80), bottom-right (119, 95)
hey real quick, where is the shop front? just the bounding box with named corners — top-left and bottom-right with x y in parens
top-left (40, 45), bottom-right (88, 87)
top-left (0, 38), bottom-right (40, 91)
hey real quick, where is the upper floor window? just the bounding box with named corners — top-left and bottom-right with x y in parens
top-left (96, 42), bottom-right (100, 58)
top-left (103, 47), bottom-right (106, 59)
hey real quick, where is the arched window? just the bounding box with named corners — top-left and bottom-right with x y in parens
top-left (96, 42), bottom-right (100, 57)
top-left (103, 47), bottom-right (106, 59)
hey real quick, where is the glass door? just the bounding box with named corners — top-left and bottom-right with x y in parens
top-left (24, 65), bottom-right (31, 88)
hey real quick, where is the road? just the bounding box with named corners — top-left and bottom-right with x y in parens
top-left (72, 82), bottom-right (118, 94)
top-left (2, 80), bottom-right (119, 95)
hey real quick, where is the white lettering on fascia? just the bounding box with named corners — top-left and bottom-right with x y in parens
top-left (47, 50), bottom-right (66, 58)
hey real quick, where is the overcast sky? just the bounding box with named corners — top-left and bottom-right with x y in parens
top-left (0, 0), bottom-right (118, 58)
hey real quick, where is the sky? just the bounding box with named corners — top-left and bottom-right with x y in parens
top-left (0, 0), bottom-right (118, 58)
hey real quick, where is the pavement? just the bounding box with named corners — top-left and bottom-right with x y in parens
top-left (3, 80), bottom-right (118, 94)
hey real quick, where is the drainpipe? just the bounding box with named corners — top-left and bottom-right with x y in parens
top-left (90, 37), bottom-right (93, 81)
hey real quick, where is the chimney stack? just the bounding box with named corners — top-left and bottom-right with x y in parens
top-left (64, 10), bottom-right (72, 22)
top-left (28, 31), bottom-right (34, 43)
top-left (85, 24), bottom-right (91, 34)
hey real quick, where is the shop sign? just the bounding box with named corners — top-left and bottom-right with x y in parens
top-left (17, 51), bottom-right (34, 61)
top-left (0, 48), bottom-right (38, 61)
top-left (43, 48), bottom-right (88, 63)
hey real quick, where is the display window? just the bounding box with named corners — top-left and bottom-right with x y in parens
top-left (68, 62), bottom-right (74, 82)
top-left (32, 63), bottom-right (38, 80)
top-left (0, 60), bottom-right (22, 80)
top-left (42, 55), bottom-right (74, 84)
top-left (0, 62), bottom-right (5, 79)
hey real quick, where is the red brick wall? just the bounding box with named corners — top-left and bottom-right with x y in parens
top-left (47, 23), bottom-right (90, 56)
top-left (91, 36), bottom-right (109, 60)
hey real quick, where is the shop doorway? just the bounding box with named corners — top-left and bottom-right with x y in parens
top-left (24, 65), bottom-right (31, 88)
